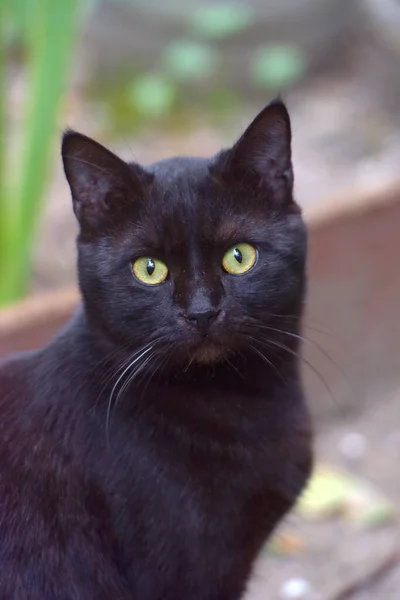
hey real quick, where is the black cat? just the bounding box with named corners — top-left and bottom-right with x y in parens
top-left (0, 99), bottom-right (312, 599)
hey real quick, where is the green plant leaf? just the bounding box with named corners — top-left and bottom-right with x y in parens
top-left (129, 75), bottom-right (177, 118)
top-left (0, 2), bottom-right (5, 232)
top-left (0, 0), bottom-right (79, 305)
top-left (251, 44), bottom-right (306, 90)
top-left (296, 463), bottom-right (350, 520)
top-left (190, 3), bottom-right (254, 39)
top-left (163, 41), bottom-right (217, 81)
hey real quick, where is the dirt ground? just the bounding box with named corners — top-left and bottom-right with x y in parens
top-left (17, 68), bottom-right (400, 599)
top-left (245, 388), bottom-right (400, 599)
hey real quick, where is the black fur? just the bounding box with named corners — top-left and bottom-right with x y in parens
top-left (0, 99), bottom-right (312, 599)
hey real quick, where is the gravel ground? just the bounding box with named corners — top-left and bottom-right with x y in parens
top-left (245, 389), bottom-right (400, 600)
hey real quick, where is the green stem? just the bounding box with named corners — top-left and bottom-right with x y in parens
top-left (0, 1), bottom-right (17, 305)
top-left (0, 5), bottom-right (4, 208)
top-left (0, 0), bottom-right (79, 306)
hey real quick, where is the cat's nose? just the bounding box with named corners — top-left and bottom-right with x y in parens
top-left (185, 310), bottom-right (220, 336)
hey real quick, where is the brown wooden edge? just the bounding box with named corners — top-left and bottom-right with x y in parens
top-left (0, 287), bottom-right (79, 337)
top-left (305, 179), bottom-right (400, 228)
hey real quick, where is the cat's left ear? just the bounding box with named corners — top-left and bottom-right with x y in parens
top-left (213, 98), bottom-right (293, 200)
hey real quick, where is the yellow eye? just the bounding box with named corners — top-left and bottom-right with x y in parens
top-left (222, 243), bottom-right (257, 275)
top-left (132, 257), bottom-right (168, 285)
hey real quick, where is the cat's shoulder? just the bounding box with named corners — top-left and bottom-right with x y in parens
top-left (0, 349), bottom-right (40, 407)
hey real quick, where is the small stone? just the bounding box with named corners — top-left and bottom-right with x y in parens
top-left (280, 577), bottom-right (312, 599)
top-left (338, 432), bottom-right (367, 461)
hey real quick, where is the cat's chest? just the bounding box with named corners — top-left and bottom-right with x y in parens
top-left (99, 407), bottom-right (310, 599)
top-left (80, 377), bottom-right (311, 598)
top-left (105, 447), bottom-right (262, 597)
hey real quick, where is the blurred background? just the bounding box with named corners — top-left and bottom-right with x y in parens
top-left (1, 1), bottom-right (400, 598)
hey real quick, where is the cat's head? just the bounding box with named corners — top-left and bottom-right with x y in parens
top-left (62, 99), bottom-right (306, 366)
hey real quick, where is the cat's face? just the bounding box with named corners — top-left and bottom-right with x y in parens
top-left (62, 100), bottom-right (306, 365)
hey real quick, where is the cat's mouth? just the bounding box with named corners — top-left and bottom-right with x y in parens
top-left (178, 313), bottom-right (239, 364)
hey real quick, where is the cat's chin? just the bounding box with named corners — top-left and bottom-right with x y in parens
top-left (189, 341), bottom-right (227, 365)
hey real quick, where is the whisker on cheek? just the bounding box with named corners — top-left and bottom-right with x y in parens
top-left (253, 336), bottom-right (338, 408)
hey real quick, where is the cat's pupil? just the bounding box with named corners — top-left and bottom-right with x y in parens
top-left (146, 259), bottom-right (155, 276)
top-left (233, 248), bottom-right (243, 264)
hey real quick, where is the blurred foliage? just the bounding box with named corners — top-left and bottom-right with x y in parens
top-left (189, 4), bottom-right (254, 39)
top-left (129, 75), bottom-right (177, 119)
top-left (251, 44), bottom-right (306, 90)
top-left (88, 1), bottom-right (307, 135)
top-left (163, 41), bottom-right (217, 81)
top-left (0, 0), bottom-right (79, 306)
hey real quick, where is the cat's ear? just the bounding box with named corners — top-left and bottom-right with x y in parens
top-left (62, 130), bottom-right (151, 233)
top-left (213, 98), bottom-right (293, 199)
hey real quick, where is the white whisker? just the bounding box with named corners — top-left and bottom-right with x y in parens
top-left (106, 345), bottom-right (153, 441)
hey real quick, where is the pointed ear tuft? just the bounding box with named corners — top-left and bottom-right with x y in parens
top-left (61, 131), bottom-right (151, 234)
top-left (213, 98), bottom-right (293, 201)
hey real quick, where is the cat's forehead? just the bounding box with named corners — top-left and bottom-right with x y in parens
top-left (147, 155), bottom-right (212, 212)
top-left (133, 156), bottom-right (215, 250)
top-left (145, 155), bottom-right (217, 221)
top-left (148, 155), bottom-right (210, 183)
top-left (130, 155), bottom-right (268, 253)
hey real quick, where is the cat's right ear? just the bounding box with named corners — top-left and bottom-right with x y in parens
top-left (62, 130), bottom-right (152, 233)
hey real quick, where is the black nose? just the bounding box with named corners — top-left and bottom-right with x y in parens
top-left (185, 310), bottom-right (220, 335)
